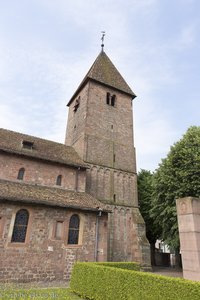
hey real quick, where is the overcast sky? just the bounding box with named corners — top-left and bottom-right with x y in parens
top-left (0, 0), bottom-right (199, 171)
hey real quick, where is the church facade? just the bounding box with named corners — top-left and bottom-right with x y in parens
top-left (0, 50), bottom-right (150, 283)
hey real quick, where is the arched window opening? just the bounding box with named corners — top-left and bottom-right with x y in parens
top-left (56, 175), bottom-right (62, 186)
top-left (113, 194), bottom-right (116, 202)
top-left (106, 92), bottom-right (110, 105)
top-left (11, 209), bottom-right (29, 243)
top-left (111, 95), bottom-right (116, 106)
top-left (17, 168), bottom-right (25, 180)
top-left (73, 96), bottom-right (80, 112)
top-left (68, 214), bottom-right (80, 244)
top-left (106, 92), bottom-right (116, 107)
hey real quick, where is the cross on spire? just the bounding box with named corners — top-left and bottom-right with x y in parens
top-left (101, 31), bottom-right (105, 51)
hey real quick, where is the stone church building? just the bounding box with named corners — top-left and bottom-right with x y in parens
top-left (0, 49), bottom-right (150, 282)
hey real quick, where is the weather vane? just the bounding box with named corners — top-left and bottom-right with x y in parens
top-left (101, 31), bottom-right (105, 51)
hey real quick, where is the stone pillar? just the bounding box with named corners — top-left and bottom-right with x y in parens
top-left (176, 197), bottom-right (200, 281)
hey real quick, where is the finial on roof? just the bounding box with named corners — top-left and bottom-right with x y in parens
top-left (101, 31), bottom-right (105, 52)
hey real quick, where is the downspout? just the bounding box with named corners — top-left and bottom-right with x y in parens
top-left (94, 208), bottom-right (103, 262)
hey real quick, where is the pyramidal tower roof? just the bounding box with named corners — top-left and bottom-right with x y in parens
top-left (68, 51), bottom-right (136, 105)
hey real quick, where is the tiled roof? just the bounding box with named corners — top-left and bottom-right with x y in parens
top-left (0, 179), bottom-right (109, 212)
top-left (0, 128), bottom-right (87, 169)
top-left (68, 51), bottom-right (136, 105)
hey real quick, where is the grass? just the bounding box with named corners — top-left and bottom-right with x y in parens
top-left (0, 287), bottom-right (84, 300)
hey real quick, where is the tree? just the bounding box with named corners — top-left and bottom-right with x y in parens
top-left (150, 126), bottom-right (200, 257)
top-left (138, 169), bottom-right (161, 265)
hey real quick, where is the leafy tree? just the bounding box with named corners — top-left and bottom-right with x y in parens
top-left (150, 126), bottom-right (200, 256)
top-left (138, 169), bottom-right (161, 265)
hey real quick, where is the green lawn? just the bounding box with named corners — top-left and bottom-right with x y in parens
top-left (0, 287), bottom-right (83, 300)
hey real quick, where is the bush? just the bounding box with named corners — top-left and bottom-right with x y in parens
top-left (70, 262), bottom-right (200, 300)
top-left (94, 262), bottom-right (141, 271)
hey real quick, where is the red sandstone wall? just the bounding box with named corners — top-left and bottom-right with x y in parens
top-left (0, 153), bottom-right (86, 192)
top-left (65, 82), bottom-right (136, 173)
top-left (0, 203), bottom-right (108, 282)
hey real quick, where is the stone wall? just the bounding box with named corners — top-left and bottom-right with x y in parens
top-left (86, 164), bottom-right (137, 206)
top-left (0, 152), bottom-right (86, 192)
top-left (0, 202), bottom-right (108, 282)
top-left (65, 81), bottom-right (136, 173)
top-left (176, 197), bottom-right (200, 281)
top-left (107, 204), bottom-right (150, 264)
top-left (65, 80), bottom-right (150, 265)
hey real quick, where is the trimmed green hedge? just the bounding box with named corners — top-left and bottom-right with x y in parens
top-left (70, 262), bottom-right (200, 300)
top-left (94, 262), bottom-right (141, 271)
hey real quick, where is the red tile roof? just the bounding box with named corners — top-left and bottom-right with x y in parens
top-left (0, 179), bottom-right (109, 213)
top-left (68, 51), bottom-right (136, 105)
top-left (0, 128), bottom-right (87, 169)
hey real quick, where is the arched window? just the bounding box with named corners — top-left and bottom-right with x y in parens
top-left (106, 92), bottom-right (110, 105)
top-left (68, 214), bottom-right (80, 244)
top-left (111, 95), bottom-right (116, 106)
top-left (11, 209), bottom-right (29, 243)
top-left (73, 96), bottom-right (80, 112)
top-left (56, 175), bottom-right (62, 186)
top-left (106, 92), bottom-right (116, 107)
top-left (17, 168), bottom-right (25, 180)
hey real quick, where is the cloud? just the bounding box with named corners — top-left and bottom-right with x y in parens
top-left (0, 0), bottom-right (199, 172)
top-left (178, 22), bottom-right (197, 47)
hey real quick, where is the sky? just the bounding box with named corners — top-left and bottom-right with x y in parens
top-left (0, 0), bottom-right (199, 172)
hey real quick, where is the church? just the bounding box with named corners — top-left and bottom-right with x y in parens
top-left (0, 48), bottom-right (150, 283)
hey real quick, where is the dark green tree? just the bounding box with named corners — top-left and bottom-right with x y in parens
top-left (138, 169), bottom-right (161, 265)
top-left (151, 126), bottom-right (200, 258)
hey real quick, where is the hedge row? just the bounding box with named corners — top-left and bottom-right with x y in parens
top-left (95, 262), bottom-right (141, 271)
top-left (70, 262), bottom-right (200, 300)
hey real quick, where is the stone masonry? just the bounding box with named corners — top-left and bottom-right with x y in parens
top-left (0, 49), bottom-right (150, 283)
top-left (0, 202), bottom-right (107, 282)
top-left (0, 129), bottom-right (108, 283)
top-left (176, 197), bottom-right (200, 281)
top-left (65, 51), bottom-right (150, 264)
top-left (0, 152), bottom-right (86, 192)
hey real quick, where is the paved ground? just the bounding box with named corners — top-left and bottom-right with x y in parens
top-left (152, 266), bottom-right (183, 278)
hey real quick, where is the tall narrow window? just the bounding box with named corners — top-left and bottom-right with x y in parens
top-left (17, 168), bottom-right (25, 180)
top-left (11, 209), bottom-right (29, 243)
top-left (106, 92), bottom-right (110, 105)
top-left (68, 214), bottom-right (80, 245)
top-left (111, 95), bottom-right (116, 106)
top-left (73, 96), bottom-right (80, 112)
top-left (113, 194), bottom-right (116, 202)
top-left (106, 92), bottom-right (116, 107)
top-left (55, 221), bottom-right (63, 239)
top-left (56, 175), bottom-right (62, 186)
top-left (0, 216), bottom-right (4, 238)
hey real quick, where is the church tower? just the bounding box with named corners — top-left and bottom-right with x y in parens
top-left (65, 50), bottom-right (150, 264)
